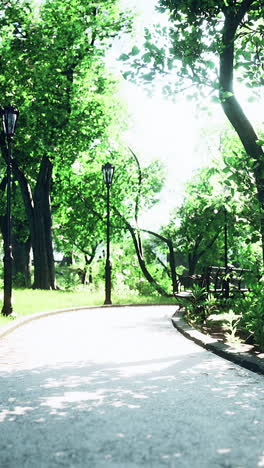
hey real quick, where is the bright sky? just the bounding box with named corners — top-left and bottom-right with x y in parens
top-left (109, 0), bottom-right (264, 229)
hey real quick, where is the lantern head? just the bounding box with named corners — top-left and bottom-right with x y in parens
top-left (102, 163), bottom-right (115, 187)
top-left (1, 105), bottom-right (19, 138)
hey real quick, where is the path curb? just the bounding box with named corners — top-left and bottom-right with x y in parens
top-left (171, 312), bottom-right (264, 376)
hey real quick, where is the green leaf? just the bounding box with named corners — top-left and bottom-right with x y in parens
top-left (131, 45), bottom-right (140, 56)
top-left (119, 53), bottom-right (130, 61)
top-left (142, 53), bottom-right (152, 63)
top-left (242, 51), bottom-right (252, 61)
top-left (211, 95), bottom-right (220, 104)
top-left (207, 60), bottom-right (215, 69)
top-left (142, 72), bottom-right (154, 81)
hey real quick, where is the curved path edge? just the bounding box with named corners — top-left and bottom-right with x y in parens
top-left (0, 305), bottom-right (105, 339)
top-left (0, 303), bottom-right (175, 340)
top-left (2, 304), bottom-right (264, 377)
top-left (171, 311), bottom-right (264, 376)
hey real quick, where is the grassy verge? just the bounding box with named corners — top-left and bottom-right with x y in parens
top-left (0, 288), bottom-right (176, 329)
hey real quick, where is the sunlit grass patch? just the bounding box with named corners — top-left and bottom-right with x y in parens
top-left (0, 289), bottom-right (103, 328)
top-left (0, 289), bottom-right (176, 329)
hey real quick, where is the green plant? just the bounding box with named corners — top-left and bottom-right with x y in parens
top-left (178, 284), bottom-right (207, 325)
top-left (204, 294), bottom-right (218, 316)
top-left (238, 280), bottom-right (264, 350)
top-left (55, 266), bottom-right (82, 290)
top-left (222, 310), bottom-right (242, 344)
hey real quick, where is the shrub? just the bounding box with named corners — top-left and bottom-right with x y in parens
top-left (177, 284), bottom-right (209, 325)
top-left (238, 279), bottom-right (264, 350)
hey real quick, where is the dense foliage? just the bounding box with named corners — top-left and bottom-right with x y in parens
top-left (162, 135), bottom-right (263, 276)
top-left (121, 0), bottom-right (264, 260)
top-left (0, 0), bottom-right (134, 288)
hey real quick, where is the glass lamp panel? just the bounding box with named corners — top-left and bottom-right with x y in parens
top-left (102, 163), bottom-right (114, 186)
top-left (2, 106), bottom-right (19, 136)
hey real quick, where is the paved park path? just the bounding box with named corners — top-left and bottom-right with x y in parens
top-left (0, 305), bottom-right (264, 468)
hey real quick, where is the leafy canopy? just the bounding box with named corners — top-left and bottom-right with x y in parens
top-left (121, 0), bottom-right (264, 100)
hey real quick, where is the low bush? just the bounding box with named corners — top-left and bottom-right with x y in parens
top-left (237, 280), bottom-right (264, 351)
top-left (176, 284), bottom-right (215, 325)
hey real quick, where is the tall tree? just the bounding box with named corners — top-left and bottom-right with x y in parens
top-left (122, 0), bottom-right (264, 261)
top-left (0, 0), bottom-right (131, 288)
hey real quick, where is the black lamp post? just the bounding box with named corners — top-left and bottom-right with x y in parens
top-left (102, 163), bottom-right (115, 305)
top-left (223, 206), bottom-right (230, 298)
top-left (1, 105), bottom-right (19, 316)
top-left (224, 207), bottom-right (228, 269)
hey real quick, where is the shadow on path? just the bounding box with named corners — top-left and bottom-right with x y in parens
top-left (1, 348), bottom-right (264, 467)
top-left (1, 307), bottom-right (264, 467)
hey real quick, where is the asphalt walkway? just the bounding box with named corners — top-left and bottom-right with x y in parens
top-left (0, 305), bottom-right (264, 467)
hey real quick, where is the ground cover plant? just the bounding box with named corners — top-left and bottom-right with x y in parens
top-left (177, 279), bottom-right (264, 352)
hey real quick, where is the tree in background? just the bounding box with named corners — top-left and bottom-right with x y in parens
top-left (53, 144), bottom-right (168, 294)
top-left (162, 139), bottom-right (263, 276)
top-left (162, 168), bottom-right (227, 275)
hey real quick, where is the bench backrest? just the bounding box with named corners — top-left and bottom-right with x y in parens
top-left (203, 266), bottom-right (252, 297)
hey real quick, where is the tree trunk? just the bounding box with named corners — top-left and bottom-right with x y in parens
top-left (0, 209), bottom-right (31, 288)
top-left (114, 210), bottom-right (171, 297)
top-left (128, 225), bottom-right (170, 296)
top-left (32, 156), bottom-right (56, 289)
top-left (12, 236), bottom-right (31, 287)
top-left (188, 254), bottom-right (198, 276)
top-left (11, 155), bottom-right (56, 289)
top-left (142, 228), bottom-right (178, 293)
top-left (0, 135), bottom-right (56, 289)
top-left (220, 6), bottom-right (264, 262)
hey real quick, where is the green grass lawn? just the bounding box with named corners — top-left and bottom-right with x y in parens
top-left (0, 288), bottom-right (176, 329)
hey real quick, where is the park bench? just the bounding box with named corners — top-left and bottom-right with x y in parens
top-left (173, 273), bottom-right (204, 303)
top-left (174, 265), bottom-right (252, 302)
top-left (203, 266), bottom-right (251, 298)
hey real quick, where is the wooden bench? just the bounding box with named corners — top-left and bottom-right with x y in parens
top-left (174, 266), bottom-right (252, 301)
top-left (174, 274), bottom-right (204, 302)
top-left (203, 266), bottom-right (251, 298)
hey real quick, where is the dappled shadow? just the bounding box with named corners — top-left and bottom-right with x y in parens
top-left (1, 348), bottom-right (264, 467)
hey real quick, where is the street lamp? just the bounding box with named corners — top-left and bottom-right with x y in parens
top-left (1, 105), bottom-right (19, 316)
top-left (224, 206), bottom-right (228, 269)
top-left (102, 163), bottom-right (115, 305)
